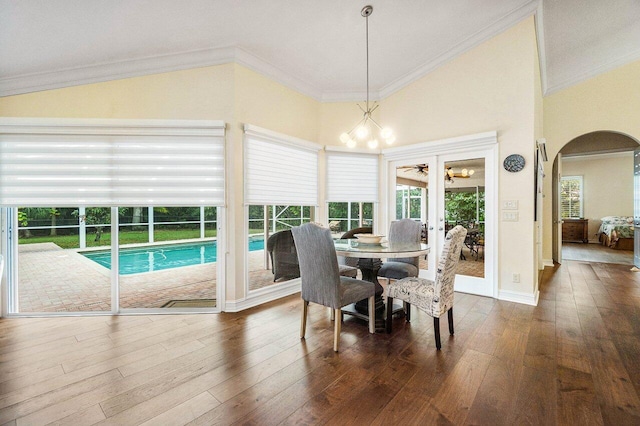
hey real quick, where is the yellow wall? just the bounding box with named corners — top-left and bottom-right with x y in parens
top-left (542, 59), bottom-right (640, 261)
top-left (562, 154), bottom-right (634, 241)
top-left (322, 18), bottom-right (539, 296)
top-left (0, 65), bottom-right (236, 121)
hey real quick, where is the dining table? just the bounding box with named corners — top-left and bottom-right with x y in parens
top-left (334, 238), bottom-right (430, 332)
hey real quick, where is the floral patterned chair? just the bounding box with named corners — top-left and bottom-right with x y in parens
top-left (385, 225), bottom-right (467, 350)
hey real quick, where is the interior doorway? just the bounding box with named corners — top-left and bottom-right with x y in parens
top-left (552, 131), bottom-right (639, 265)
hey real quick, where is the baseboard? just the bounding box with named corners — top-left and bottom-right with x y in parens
top-left (542, 258), bottom-right (554, 267)
top-left (224, 278), bottom-right (301, 312)
top-left (498, 289), bottom-right (539, 306)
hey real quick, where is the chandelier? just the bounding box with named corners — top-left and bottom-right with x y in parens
top-left (340, 5), bottom-right (396, 150)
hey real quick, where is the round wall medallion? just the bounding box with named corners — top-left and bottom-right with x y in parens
top-left (503, 154), bottom-right (525, 172)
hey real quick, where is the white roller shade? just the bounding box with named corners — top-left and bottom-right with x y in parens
top-left (244, 124), bottom-right (321, 206)
top-left (326, 150), bottom-right (379, 202)
top-left (0, 119), bottom-right (225, 207)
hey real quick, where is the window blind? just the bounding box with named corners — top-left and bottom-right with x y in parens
top-left (560, 176), bottom-right (583, 219)
top-left (326, 150), bottom-right (379, 202)
top-left (0, 119), bottom-right (225, 207)
top-left (244, 124), bottom-right (321, 206)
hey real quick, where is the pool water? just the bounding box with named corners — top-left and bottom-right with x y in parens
top-left (83, 238), bottom-right (264, 275)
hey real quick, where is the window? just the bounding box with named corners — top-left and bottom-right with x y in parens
top-left (2, 118), bottom-right (225, 314)
top-left (244, 125), bottom-right (321, 293)
top-left (396, 185), bottom-right (423, 220)
top-left (327, 202), bottom-right (374, 233)
top-left (560, 176), bottom-right (583, 219)
top-left (326, 150), bottom-right (378, 233)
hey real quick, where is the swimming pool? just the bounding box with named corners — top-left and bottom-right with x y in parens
top-left (82, 238), bottom-right (265, 275)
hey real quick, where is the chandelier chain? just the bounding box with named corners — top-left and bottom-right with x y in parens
top-left (365, 11), bottom-right (369, 113)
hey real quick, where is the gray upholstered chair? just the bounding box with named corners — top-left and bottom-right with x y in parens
top-left (378, 219), bottom-right (422, 282)
top-left (386, 225), bottom-right (467, 350)
top-left (292, 223), bottom-right (376, 351)
top-left (266, 230), bottom-right (300, 281)
top-left (267, 229), bottom-right (357, 281)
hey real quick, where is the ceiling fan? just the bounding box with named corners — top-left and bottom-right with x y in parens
top-left (397, 165), bottom-right (475, 181)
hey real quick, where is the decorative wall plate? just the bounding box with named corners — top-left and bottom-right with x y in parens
top-left (503, 154), bottom-right (525, 172)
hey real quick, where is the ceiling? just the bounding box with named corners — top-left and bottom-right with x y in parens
top-left (1, 0), bottom-right (639, 99)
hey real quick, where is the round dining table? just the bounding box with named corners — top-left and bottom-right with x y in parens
top-left (334, 239), bottom-right (430, 332)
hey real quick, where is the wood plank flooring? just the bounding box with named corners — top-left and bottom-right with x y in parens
top-left (1, 259), bottom-right (639, 425)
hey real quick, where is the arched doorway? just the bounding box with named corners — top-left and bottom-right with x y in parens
top-left (552, 131), bottom-right (640, 264)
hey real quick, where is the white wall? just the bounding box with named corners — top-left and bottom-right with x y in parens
top-left (562, 152), bottom-right (634, 241)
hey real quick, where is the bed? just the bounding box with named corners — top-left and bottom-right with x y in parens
top-left (598, 216), bottom-right (634, 250)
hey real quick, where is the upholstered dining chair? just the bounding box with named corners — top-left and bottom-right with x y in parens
top-left (266, 230), bottom-right (300, 281)
top-left (268, 229), bottom-right (357, 281)
top-left (378, 219), bottom-right (422, 282)
top-left (292, 223), bottom-right (376, 352)
top-left (385, 225), bottom-right (467, 349)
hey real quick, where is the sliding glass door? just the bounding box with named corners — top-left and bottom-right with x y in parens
top-left (7, 205), bottom-right (221, 314)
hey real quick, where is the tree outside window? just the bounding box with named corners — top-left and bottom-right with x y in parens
top-left (328, 202), bottom-right (373, 233)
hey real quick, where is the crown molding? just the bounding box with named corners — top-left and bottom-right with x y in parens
top-left (232, 47), bottom-right (323, 100)
top-left (0, 47), bottom-right (236, 97)
top-left (378, 0), bottom-right (539, 99)
top-left (535, 1), bottom-right (549, 95)
top-left (544, 47), bottom-right (640, 96)
top-left (0, 46), bottom-right (324, 100)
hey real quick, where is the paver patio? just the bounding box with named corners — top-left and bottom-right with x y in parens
top-left (15, 241), bottom-right (482, 313)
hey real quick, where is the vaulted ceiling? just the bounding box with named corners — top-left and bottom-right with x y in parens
top-left (1, 0), bottom-right (639, 100)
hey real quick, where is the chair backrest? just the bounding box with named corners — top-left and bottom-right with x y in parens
top-left (338, 226), bottom-right (373, 267)
top-left (388, 219), bottom-right (422, 268)
top-left (433, 225), bottom-right (467, 316)
top-left (291, 223), bottom-right (342, 309)
top-left (266, 230), bottom-right (300, 279)
top-left (340, 226), bottom-right (373, 240)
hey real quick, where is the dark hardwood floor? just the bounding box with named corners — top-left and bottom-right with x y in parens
top-left (1, 259), bottom-right (639, 425)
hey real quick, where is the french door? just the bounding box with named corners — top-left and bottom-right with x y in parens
top-left (385, 133), bottom-right (497, 298)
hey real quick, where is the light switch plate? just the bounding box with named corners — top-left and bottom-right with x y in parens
top-left (503, 211), bottom-right (519, 222)
top-left (503, 200), bottom-right (518, 210)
